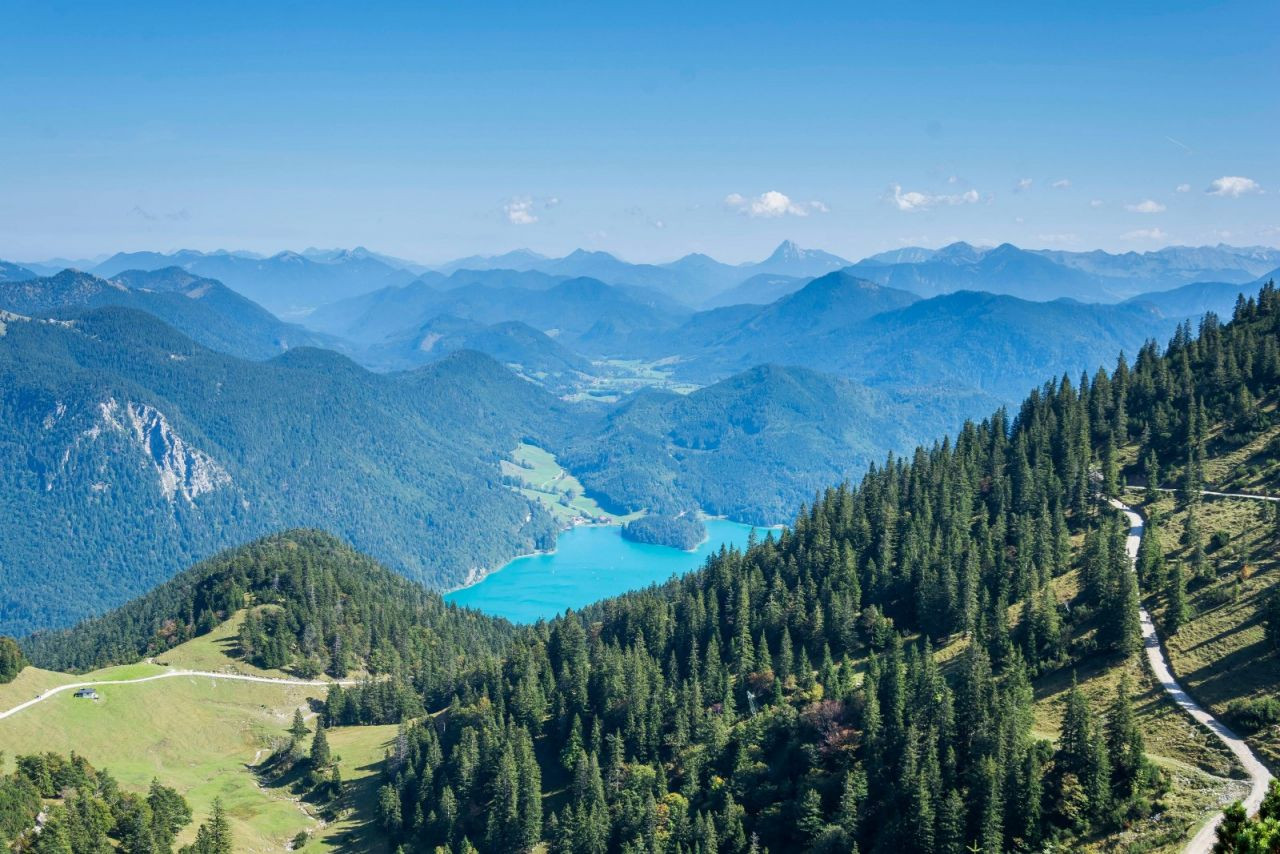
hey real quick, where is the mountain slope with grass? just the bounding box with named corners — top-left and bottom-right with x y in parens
top-left (8, 285), bottom-right (1279, 854)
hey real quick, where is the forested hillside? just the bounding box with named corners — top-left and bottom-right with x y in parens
top-left (348, 283), bottom-right (1280, 853)
top-left (0, 306), bottom-right (956, 635)
top-left (23, 530), bottom-right (514, 692)
top-left (562, 364), bottom-right (926, 524)
top-left (0, 308), bottom-right (564, 634)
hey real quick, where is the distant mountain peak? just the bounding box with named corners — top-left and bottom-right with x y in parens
top-left (564, 248), bottom-right (618, 261)
top-left (766, 240), bottom-right (809, 262)
top-left (754, 241), bottom-right (850, 273)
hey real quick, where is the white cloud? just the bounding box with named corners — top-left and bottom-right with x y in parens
top-left (1123, 227), bottom-right (1168, 240)
top-left (1038, 233), bottom-right (1078, 244)
top-left (889, 184), bottom-right (981, 212)
top-left (1125, 199), bottom-right (1166, 214)
top-left (1175, 184), bottom-right (1191, 193)
top-left (544, 197), bottom-right (561, 208)
top-left (1090, 199), bottom-right (1105, 208)
top-left (1052, 179), bottom-right (1071, 189)
top-left (725, 190), bottom-right (825, 218)
top-left (504, 197), bottom-right (538, 225)
top-left (1206, 176), bottom-right (1262, 197)
top-left (1014, 178), bottom-right (1033, 192)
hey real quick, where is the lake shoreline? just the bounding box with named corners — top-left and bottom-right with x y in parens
top-left (444, 518), bottom-right (767, 622)
top-left (447, 514), bottom-right (785, 597)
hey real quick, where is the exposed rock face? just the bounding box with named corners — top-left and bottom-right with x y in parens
top-left (98, 398), bottom-right (230, 501)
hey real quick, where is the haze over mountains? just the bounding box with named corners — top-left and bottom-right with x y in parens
top-left (26, 239), bottom-right (1275, 318)
top-left (2, 237), bottom-right (1276, 634)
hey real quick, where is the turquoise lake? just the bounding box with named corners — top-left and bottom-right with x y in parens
top-left (445, 519), bottom-right (765, 622)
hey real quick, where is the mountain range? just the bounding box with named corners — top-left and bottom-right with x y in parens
top-left (0, 304), bottom-right (940, 634)
top-left (16, 241), bottom-right (1277, 319)
top-left (88, 248), bottom-right (414, 316)
top-left (851, 241), bottom-right (1280, 302)
top-left (0, 268), bottom-right (344, 360)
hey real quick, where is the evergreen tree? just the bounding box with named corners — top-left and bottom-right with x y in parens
top-left (1164, 561), bottom-right (1189, 634)
top-left (289, 708), bottom-right (309, 742)
top-left (310, 721), bottom-right (331, 769)
top-left (1106, 675), bottom-right (1147, 803)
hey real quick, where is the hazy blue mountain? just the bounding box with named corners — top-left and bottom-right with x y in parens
top-left (434, 248), bottom-right (550, 273)
top-left (859, 246), bottom-right (941, 265)
top-left (702, 273), bottom-right (811, 307)
top-left (425, 241), bottom-right (853, 307)
top-left (0, 261), bottom-right (36, 282)
top-left (0, 268), bottom-right (344, 361)
top-left (16, 256), bottom-right (106, 276)
top-left (740, 270), bottom-right (918, 332)
top-left (306, 268), bottom-right (573, 339)
top-left (299, 245), bottom-right (429, 273)
top-left (559, 364), bottom-right (924, 524)
top-left (649, 272), bottom-right (917, 374)
top-left (0, 307), bottom-right (568, 634)
top-left (308, 275), bottom-right (689, 355)
top-left (850, 242), bottom-right (1119, 302)
top-left (668, 272), bottom-right (918, 372)
top-left (363, 314), bottom-right (596, 392)
top-left (1034, 243), bottom-right (1280, 287)
top-left (849, 242), bottom-right (1280, 303)
top-left (821, 291), bottom-right (1175, 400)
top-left (1123, 280), bottom-right (1255, 320)
top-left (538, 249), bottom-right (700, 300)
top-left (656, 276), bottom-right (1211, 406)
top-left (93, 249), bottom-right (214, 276)
top-left (92, 249), bottom-right (409, 315)
top-left (749, 239), bottom-right (850, 276)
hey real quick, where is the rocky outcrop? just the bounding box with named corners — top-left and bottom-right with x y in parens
top-left (98, 398), bottom-right (230, 501)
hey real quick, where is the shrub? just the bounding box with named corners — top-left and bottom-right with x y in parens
top-left (1225, 697), bottom-right (1280, 733)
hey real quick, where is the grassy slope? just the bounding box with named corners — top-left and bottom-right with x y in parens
top-left (156, 608), bottom-right (296, 679)
top-left (502, 441), bottom-right (642, 525)
top-left (951, 530), bottom-right (1248, 851)
top-left (311, 725), bottom-right (399, 852)
top-left (0, 614), bottom-right (383, 852)
top-left (1119, 419), bottom-right (1280, 769)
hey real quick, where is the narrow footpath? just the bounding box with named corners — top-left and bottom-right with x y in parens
top-left (1108, 497), bottom-right (1274, 853)
top-left (0, 669), bottom-right (357, 722)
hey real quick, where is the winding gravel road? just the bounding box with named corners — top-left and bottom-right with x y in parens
top-left (1108, 497), bottom-right (1274, 853)
top-left (0, 669), bottom-right (355, 722)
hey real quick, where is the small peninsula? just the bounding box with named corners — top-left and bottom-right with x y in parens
top-left (620, 514), bottom-right (706, 550)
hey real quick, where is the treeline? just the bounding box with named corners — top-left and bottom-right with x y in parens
top-left (622, 514), bottom-right (707, 550)
top-left (21, 530), bottom-right (515, 697)
top-left (0, 637), bottom-right (24, 683)
top-left (0, 751), bottom-right (198, 853)
top-left (356, 283), bottom-right (1280, 853)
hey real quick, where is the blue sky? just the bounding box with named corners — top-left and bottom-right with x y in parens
top-left (2, 0), bottom-right (1277, 263)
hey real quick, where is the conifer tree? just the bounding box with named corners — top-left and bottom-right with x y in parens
top-left (1164, 561), bottom-right (1190, 634)
top-left (310, 721), bottom-right (331, 769)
